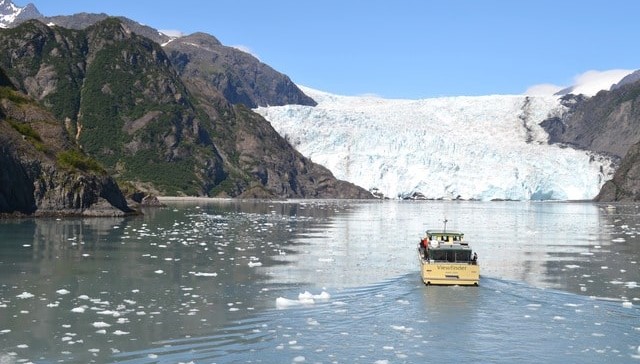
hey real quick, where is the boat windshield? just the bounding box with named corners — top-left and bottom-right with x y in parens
top-left (430, 249), bottom-right (472, 262)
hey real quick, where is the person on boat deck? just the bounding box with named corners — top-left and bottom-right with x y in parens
top-left (472, 252), bottom-right (478, 264)
top-left (420, 237), bottom-right (429, 259)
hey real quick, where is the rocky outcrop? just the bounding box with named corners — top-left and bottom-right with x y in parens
top-left (542, 82), bottom-right (640, 159)
top-left (595, 140), bottom-right (640, 202)
top-left (540, 79), bottom-right (640, 202)
top-left (0, 79), bottom-right (136, 217)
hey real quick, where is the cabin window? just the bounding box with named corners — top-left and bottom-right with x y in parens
top-left (430, 250), bottom-right (471, 262)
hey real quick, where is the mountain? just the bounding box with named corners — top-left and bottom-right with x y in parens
top-left (164, 32), bottom-right (317, 108)
top-left (0, 19), bottom-right (370, 199)
top-left (256, 87), bottom-right (616, 201)
top-left (0, 67), bottom-right (135, 216)
top-left (0, 0), bottom-right (41, 28)
top-left (542, 80), bottom-right (640, 159)
top-left (6, 11), bottom-right (315, 109)
top-left (561, 76), bottom-right (640, 202)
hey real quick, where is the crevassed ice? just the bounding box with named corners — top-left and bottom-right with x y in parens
top-left (255, 87), bottom-right (616, 201)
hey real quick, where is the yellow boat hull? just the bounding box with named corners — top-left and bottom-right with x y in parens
top-left (419, 259), bottom-right (479, 286)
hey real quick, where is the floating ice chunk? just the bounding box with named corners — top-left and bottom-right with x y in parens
top-left (56, 289), bottom-right (70, 295)
top-left (190, 272), bottom-right (217, 277)
top-left (299, 291), bottom-right (330, 301)
top-left (292, 356), bottom-right (306, 363)
top-left (248, 261), bottom-right (262, 267)
top-left (154, 270), bottom-right (164, 274)
top-left (276, 297), bottom-right (300, 308)
top-left (391, 325), bottom-right (413, 333)
top-left (16, 292), bottom-right (34, 299)
top-left (277, 291), bottom-right (331, 309)
top-left (612, 237), bottom-right (626, 243)
top-left (95, 329), bottom-right (107, 334)
top-left (113, 330), bottom-right (129, 335)
top-left (318, 258), bottom-right (334, 262)
top-left (92, 322), bottom-right (111, 328)
top-left (564, 264), bottom-right (580, 269)
top-left (71, 307), bottom-right (86, 313)
top-left (78, 295), bottom-right (90, 300)
top-left (16, 344), bottom-right (28, 349)
top-left (622, 301), bottom-right (633, 308)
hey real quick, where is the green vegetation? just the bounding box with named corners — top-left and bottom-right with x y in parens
top-left (121, 149), bottom-right (199, 195)
top-left (7, 119), bottom-right (42, 142)
top-left (0, 87), bottom-right (30, 104)
top-left (57, 149), bottom-right (105, 174)
top-left (6, 118), bottom-right (49, 153)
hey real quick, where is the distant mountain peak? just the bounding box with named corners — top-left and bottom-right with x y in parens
top-left (0, 0), bottom-right (42, 28)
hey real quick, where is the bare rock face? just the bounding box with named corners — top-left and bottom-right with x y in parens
top-left (540, 80), bottom-right (640, 201)
top-left (164, 32), bottom-right (317, 108)
top-left (595, 140), bottom-right (640, 202)
top-left (542, 84), bottom-right (640, 160)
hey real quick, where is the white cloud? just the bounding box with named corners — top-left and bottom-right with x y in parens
top-left (524, 83), bottom-right (563, 96)
top-left (569, 69), bottom-right (634, 96)
top-left (525, 69), bottom-right (635, 97)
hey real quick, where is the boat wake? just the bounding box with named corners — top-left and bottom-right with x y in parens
top-left (111, 274), bottom-right (639, 363)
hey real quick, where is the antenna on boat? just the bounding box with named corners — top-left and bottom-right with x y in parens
top-left (443, 218), bottom-right (448, 233)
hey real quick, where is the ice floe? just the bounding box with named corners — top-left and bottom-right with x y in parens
top-left (16, 292), bottom-right (34, 299)
top-left (276, 291), bottom-right (331, 309)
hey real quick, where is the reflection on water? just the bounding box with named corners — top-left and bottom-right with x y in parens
top-left (0, 200), bottom-right (638, 363)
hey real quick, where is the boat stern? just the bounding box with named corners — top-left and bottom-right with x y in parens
top-left (421, 262), bottom-right (479, 286)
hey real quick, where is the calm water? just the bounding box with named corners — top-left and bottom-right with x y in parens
top-left (0, 200), bottom-right (638, 363)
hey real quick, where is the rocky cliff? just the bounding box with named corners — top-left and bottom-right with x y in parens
top-left (595, 139), bottom-right (640, 202)
top-left (541, 79), bottom-right (640, 202)
top-left (0, 19), bottom-right (371, 200)
top-left (0, 70), bottom-right (135, 216)
top-left (542, 82), bottom-right (640, 159)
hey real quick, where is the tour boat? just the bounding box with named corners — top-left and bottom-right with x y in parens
top-left (417, 222), bottom-right (479, 286)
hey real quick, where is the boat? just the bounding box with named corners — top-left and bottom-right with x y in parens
top-left (417, 221), bottom-right (479, 286)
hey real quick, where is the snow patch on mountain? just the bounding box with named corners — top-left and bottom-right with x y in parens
top-left (0, 0), bottom-right (41, 28)
top-left (255, 87), bottom-right (615, 201)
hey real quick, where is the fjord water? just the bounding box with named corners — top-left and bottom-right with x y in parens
top-left (0, 200), bottom-right (638, 363)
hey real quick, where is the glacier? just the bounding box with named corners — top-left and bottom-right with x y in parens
top-left (255, 87), bottom-right (616, 201)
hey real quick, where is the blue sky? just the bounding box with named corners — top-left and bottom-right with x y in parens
top-left (25, 0), bottom-right (640, 99)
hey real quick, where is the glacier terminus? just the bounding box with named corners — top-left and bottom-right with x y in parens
top-left (256, 87), bottom-right (615, 201)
